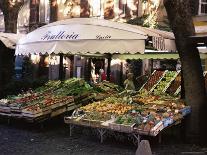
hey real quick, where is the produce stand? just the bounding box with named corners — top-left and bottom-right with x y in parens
top-left (64, 95), bottom-right (191, 145)
top-left (0, 79), bottom-right (122, 123)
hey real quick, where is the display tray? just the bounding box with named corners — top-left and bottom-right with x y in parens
top-left (11, 113), bottom-right (22, 118)
top-left (0, 106), bottom-right (10, 109)
top-left (0, 112), bottom-right (11, 116)
top-left (120, 123), bottom-right (136, 133)
top-left (67, 103), bottom-right (77, 111)
top-left (89, 120), bottom-right (104, 127)
top-left (179, 106), bottom-right (191, 116)
top-left (0, 108), bottom-right (11, 113)
top-left (22, 112), bottom-right (44, 118)
top-left (24, 113), bottom-right (50, 122)
top-left (109, 122), bottom-right (121, 131)
top-left (51, 106), bottom-right (67, 117)
top-left (10, 108), bottom-right (22, 113)
top-left (51, 102), bottom-right (66, 109)
top-left (22, 109), bottom-right (51, 118)
top-left (22, 109), bottom-right (43, 115)
top-left (150, 121), bottom-right (164, 136)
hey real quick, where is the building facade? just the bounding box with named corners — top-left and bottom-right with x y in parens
top-left (0, 0), bottom-right (206, 82)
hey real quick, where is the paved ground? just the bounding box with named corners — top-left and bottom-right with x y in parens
top-left (0, 117), bottom-right (206, 155)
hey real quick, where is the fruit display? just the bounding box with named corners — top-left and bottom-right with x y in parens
top-left (166, 72), bottom-right (181, 95)
top-left (152, 71), bottom-right (179, 95)
top-left (68, 94), bottom-right (190, 136)
top-left (140, 70), bottom-right (165, 92)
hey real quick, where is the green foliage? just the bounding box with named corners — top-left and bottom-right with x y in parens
top-left (0, 77), bottom-right (48, 99)
top-left (22, 57), bottom-right (35, 80)
top-left (127, 15), bottom-right (149, 27)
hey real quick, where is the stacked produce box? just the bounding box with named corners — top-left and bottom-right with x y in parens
top-left (165, 72), bottom-right (181, 96)
top-left (139, 70), bottom-right (166, 93)
top-left (152, 71), bottom-right (180, 95)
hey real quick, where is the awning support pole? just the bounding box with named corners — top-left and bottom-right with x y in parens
top-left (59, 53), bottom-right (64, 81)
top-left (107, 54), bottom-right (112, 81)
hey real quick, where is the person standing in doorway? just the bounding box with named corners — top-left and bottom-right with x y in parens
top-left (124, 73), bottom-right (135, 91)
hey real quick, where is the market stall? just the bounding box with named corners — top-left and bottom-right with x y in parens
top-left (64, 93), bottom-right (190, 145)
top-left (11, 18), bottom-right (192, 144)
top-left (11, 18), bottom-right (150, 122)
top-left (63, 70), bottom-right (191, 145)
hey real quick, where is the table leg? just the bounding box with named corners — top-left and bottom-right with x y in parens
top-left (132, 133), bottom-right (141, 146)
top-left (69, 124), bottom-right (75, 137)
top-left (158, 134), bottom-right (162, 144)
top-left (97, 128), bottom-right (107, 143)
top-left (7, 118), bottom-right (10, 125)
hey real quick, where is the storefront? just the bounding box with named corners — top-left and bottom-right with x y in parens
top-left (15, 18), bottom-right (149, 83)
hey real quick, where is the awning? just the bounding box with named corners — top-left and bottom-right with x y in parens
top-left (112, 50), bottom-right (207, 60)
top-left (129, 25), bottom-right (176, 51)
top-left (0, 32), bottom-right (25, 49)
top-left (15, 18), bottom-right (147, 55)
top-left (198, 47), bottom-right (207, 53)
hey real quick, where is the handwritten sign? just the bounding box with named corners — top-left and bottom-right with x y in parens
top-left (41, 31), bottom-right (79, 41)
top-left (96, 35), bottom-right (112, 40)
top-left (41, 31), bottom-right (112, 41)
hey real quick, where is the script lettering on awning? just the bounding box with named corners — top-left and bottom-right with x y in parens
top-left (41, 31), bottom-right (79, 40)
top-left (96, 35), bottom-right (111, 40)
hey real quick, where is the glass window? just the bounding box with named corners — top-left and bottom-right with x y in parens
top-left (199, 0), bottom-right (207, 14)
top-left (91, 0), bottom-right (101, 16)
top-left (39, 0), bottom-right (50, 23)
top-left (0, 10), bottom-right (5, 32)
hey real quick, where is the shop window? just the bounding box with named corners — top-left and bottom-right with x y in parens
top-left (17, 0), bottom-right (30, 34)
top-left (90, 0), bottom-right (104, 18)
top-left (39, 0), bottom-right (50, 23)
top-left (199, 0), bottom-right (207, 15)
top-left (0, 10), bottom-right (5, 32)
top-left (104, 0), bottom-right (115, 19)
top-left (90, 0), bottom-right (102, 17)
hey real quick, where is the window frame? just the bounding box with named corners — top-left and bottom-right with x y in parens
top-left (39, 0), bottom-right (50, 24)
top-left (199, 0), bottom-right (207, 15)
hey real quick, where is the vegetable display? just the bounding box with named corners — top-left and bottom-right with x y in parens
top-left (166, 72), bottom-right (181, 95)
top-left (69, 93), bottom-right (190, 136)
top-left (0, 78), bottom-right (121, 121)
top-left (140, 70), bottom-right (165, 92)
top-left (153, 71), bottom-right (179, 95)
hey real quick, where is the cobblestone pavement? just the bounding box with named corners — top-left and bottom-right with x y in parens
top-left (0, 118), bottom-right (205, 155)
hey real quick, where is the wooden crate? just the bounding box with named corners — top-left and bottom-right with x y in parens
top-left (109, 122), bottom-right (121, 131)
top-left (120, 123), bottom-right (135, 133)
top-left (51, 106), bottom-right (67, 117)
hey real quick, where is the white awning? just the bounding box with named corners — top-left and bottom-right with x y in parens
top-left (198, 46), bottom-right (207, 53)
top-left (0, 32), bottom-right (25, 49)
top-left (15, 18), bottom-right (147, 55)
top-left (134, 26), bottom-right (176, 51)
